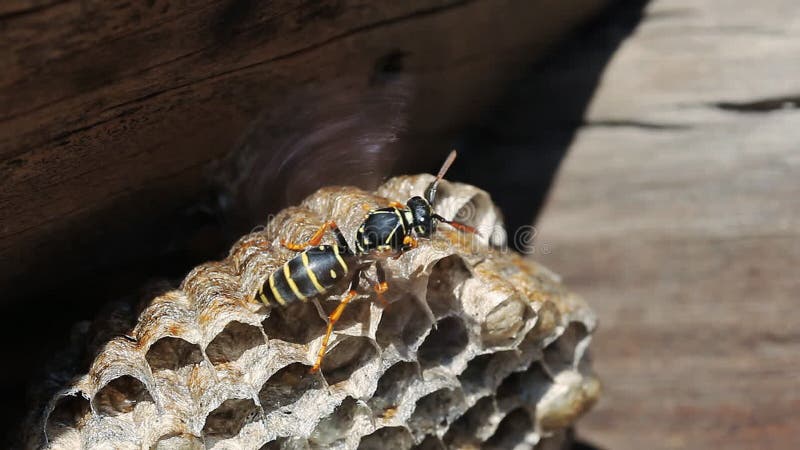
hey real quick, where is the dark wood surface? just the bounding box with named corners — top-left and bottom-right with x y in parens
top-left (0, 0), bottom-right (608, 305)
top-left (535, 0), bottom-right (800, 448)
top-left (1, 0), bottom-right (613, 441)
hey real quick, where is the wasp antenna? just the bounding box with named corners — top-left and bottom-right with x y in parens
top-left (435, 150), bottom-right (458, 182)
top-left (426, 150), bottom-right (458, 204)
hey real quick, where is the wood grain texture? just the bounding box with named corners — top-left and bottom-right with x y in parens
top-left (0, 0), bottom-right (609, 305)
top-left (535, 0), bottom-right (800, 448)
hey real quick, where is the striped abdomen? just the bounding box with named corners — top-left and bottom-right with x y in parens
top-left (258, 245), bottom-right (353, 306)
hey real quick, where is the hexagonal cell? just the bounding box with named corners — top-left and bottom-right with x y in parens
top-left (496, 362), bottom-right (551, 411)
top-left (408, 388), bottom-right (466, 441)
top-left (205, 321), bottom-right (265, 366)
top-left (318, 296), bottom-right (373, 332)
top-left (483, 408), bottom-right (535, 450)
top-left (258, 362), bottom-right (321, 415)
top-left (412, 435), bottom-right (446, 450)
top-left (145, 337), bottom-right (204, 371)
top-left (460, 350), bottom-right (530, 400)
top-left (523, 301), bottom-right (562, 346)
top-left (202, 398), bottom-right (260, 441)
top-left (457, 353), bottom-right (494, 396)
top-left (151, 433), bottom-right (204, 449)
top-left (309, 397), bottom-right (370, 448)
top-left (376, 293), bottom-right (432, 353)
top-left (425, 256), bottom-right (472, 317)
top-left (45, 393), bottom-right (91, 440)
top-left (417, 316), bottom-right (468, 369)
top-left (260, 437), bottom-right (311, 450)
top-left (358, 426), bottom-right (414, 450)
top-left (320, 336), bottom-right (378, 385)
top-left (482, 296), bottom-right (533, 348)
top-left (368, 360), bottom-right (420, 414)
top-left (93, 375), bottom-right (154, 417)
top-left (443, 395), bottom-right (496, 447)
top-left (543, 322), bottom-right (590, 374)
top-left (262, 301), bottom-right (327, 345)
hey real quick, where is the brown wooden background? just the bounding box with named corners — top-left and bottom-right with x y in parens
top-left (535, 0), bottom-right (800, 448)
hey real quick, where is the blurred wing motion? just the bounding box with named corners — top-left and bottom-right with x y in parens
top-left (215, 76), bottom-right (413, 228)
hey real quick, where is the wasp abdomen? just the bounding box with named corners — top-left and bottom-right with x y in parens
top-left (258, 245), bottom-right (351, 306)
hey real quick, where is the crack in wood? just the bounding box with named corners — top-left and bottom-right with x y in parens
top-left (582, 119), bottom-right (692, 131)
top-left (712, 95), bottom-right (800, 113)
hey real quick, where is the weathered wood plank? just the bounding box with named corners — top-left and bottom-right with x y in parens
top-left (535, 0), bottom-right (800, 448)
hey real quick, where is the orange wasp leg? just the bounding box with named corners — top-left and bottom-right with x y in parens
top-left (310, 288), bottom-right (358, 374)
top-left (373, 261), bottom-right (390, 308)
top-left (282, 220), bottom-right (339, 251)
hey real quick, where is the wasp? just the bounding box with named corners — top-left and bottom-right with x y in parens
top-left (256, 151), bottom-right (477, 373)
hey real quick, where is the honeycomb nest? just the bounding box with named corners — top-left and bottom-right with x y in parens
top-left (28, 175), bottom-right (599, 449)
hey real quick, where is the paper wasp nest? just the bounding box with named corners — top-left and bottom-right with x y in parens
top-left (29, 176), bottom-right (599, 449)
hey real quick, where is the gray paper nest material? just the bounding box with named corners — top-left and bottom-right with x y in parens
top-left (31, 176), bottom-right (599, 449)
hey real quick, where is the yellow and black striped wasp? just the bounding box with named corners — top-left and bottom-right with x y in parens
top-left (257, 151), bottom-right (477, 373)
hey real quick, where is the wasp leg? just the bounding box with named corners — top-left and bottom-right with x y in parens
top-left (310, 268), bottom-right (361, 374)
top-left (391, 235), bottom-right (418, 260)
top-left (282, 221), bottom-right (338, 251)
top-left (373, 262), bottom-right (390, 307)
top-left (388, 200), bottom-right (405, 209)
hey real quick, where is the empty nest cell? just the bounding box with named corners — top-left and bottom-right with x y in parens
top-left (205, 321), bottom-right (265, 366)
top-left (417, 316), bottom-right (469, 369)
top-left (358, 426), bottom-right (414, 450)
top-left (443, 395), bottom-right (496, 447)
top-left (459, 350), bottom-right (528, 400)
top-left (259, 437), bottom-right (304, 449)
top-left (262, 301), bottom-right (327, 345)
top-left (258, 362), bottom-right (320, 415)
top-left (457, 353), bottom-right (494, 396)
top-left (425, 256), bottom-right (472, 318)
top-left (93, 375), bottom-right (155, 417)
top-left (319, 336), bottom-right (378, 385)
top-left (542, 322), bottom-right (590, 374)
top-left (202, 398), bottom-right (261, 441)
top-left (368, 360), bottom-right (420, 414)
top-left (412, 435), bottom-right (447, 450)
top-left (46, 393), bottom-right (91, 440)
top-left (483, 408), bottom-right (535, 450)
top-left (408, 387), bottom-right (466, 441)
top-left (496, 361), bottom-right (551, 412)
top-left (309, 397), bottom-right (370, 448)
top-left (145, 337), bottom-right (204, 371)
top-left (375, 293), bottom-right (432, 353)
